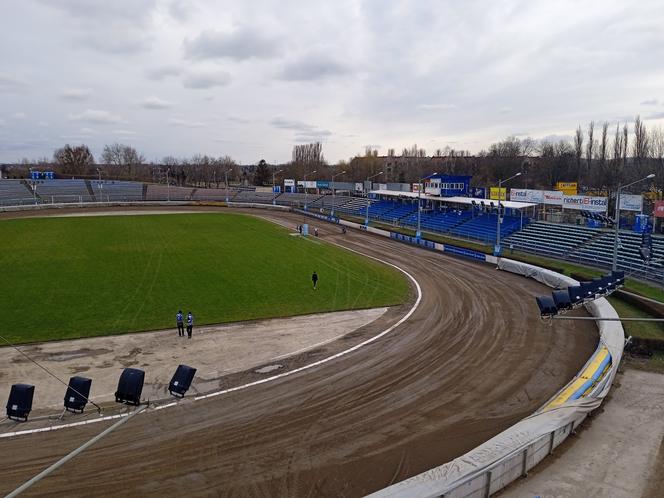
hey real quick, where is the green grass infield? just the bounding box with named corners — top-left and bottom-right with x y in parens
top-left (0, 213), bottom-right (410, 344)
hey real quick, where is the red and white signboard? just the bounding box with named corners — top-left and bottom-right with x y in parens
top-left (562, 195), bottom-right (608, 212)
top-left (510, 189), bottom-right (563, 205)
top-left (655, 200), bottom-right (664, 218)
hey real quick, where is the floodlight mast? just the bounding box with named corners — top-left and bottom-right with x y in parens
top-left (495, 172), bottom-right (521, 255)
top-left (612, 174), bottom-right (655, 271)
top-left (365, 171), bottom-right (383, 226)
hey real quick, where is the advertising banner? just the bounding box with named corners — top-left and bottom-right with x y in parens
top-left (654, 200), bottom-right (664, 218)
top-left (556, 182), bottom-right (578, 195)
top-left (378, 183), bottom-right (388, 191)
top-left (510, 189), bottom-right (563, 205)
top-left (619, 194), bottom-right (643, 212)
top-left (355, 182), bottom-right (364, 193)
top-left (412, 183), bottom-right (420, 193)
top-left (284, 179), bottom-right (295, 187)
top-left (470, 187), bottom-right (486, 199)
top-left (297, 180), bottom-right (317, 189)
top-left (316, 180), bottom-right (330, 189)
top-left (542, 190), bottom-right (564, 205)
top-left (562, 195), bottom-right (608, 212)
top-left (489, 187), bottom-right (507, 201)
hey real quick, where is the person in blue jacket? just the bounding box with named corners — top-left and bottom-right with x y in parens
top-left (186, 311), bottom-right (194, 339)
top-left (176, 310), bottom-right (184, 337)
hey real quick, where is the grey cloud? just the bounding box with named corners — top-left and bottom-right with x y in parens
top-left (37, 0), bottom-right (157, 54)
top-left (279, 53), bottom-right (352, 81)
top-left (184, 27), bottom-right (282, 61)
top-left (169, 0), bottom-right (196, 22)
top-left (641, 99), bottom-right (659, 105)
top-left (499, 107), bottom-right (512, 114)
top-left (60, 88), bottom-right (92, 101)
top-left (294, 130), bottom-right (332, 142)
top-left (417, 104), bottom-right (457, 111)
top-left (646, 112), bottom-right (664, 120)
top-left (270, 117), bottom-right (331, 142)
top-left (270, 117), bottom-right (315, 131)
top-left (168, 117), bottom-right (205, 128)
top-left (0, 73), bottom-right (28, 94)
top-left (139, 96), bottom-right (173, 109)
top-left (68, 109), bottom-right (125, 125)
top-left (183, 70), bottom-right (232, 89)
top-left (145, 65), bottom-right (182, 81)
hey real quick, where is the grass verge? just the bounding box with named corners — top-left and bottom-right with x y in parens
top-left (0, 212), bottom-right (410, 344)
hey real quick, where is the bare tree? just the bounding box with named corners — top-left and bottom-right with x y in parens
top-left (574, 125), bottom-right (584, 180)
top-left (633, 115), bottom-right (650, 168)
top-left (53, 144), bottom-right (95, 176)
top-left (101, 143), bottom-right (145, 179)
top-left (586, 121), bottom-right (594, 176)
top-left (596, 121), bottom-right (608, 188)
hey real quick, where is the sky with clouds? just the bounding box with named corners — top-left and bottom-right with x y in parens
top-left (1, 0), bottom-right (664, 164)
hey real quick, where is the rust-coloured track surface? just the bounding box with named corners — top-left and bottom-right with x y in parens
top-left (0, 207), bottom-right (597, 497)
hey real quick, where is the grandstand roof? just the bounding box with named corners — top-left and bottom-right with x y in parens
top-left (370, 189), bottom-right (536, 210)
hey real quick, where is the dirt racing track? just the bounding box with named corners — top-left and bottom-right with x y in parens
top-left (0, 207), bottom-right (598, 497)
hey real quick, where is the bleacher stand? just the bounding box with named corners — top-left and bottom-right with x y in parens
top-left (191, 188), bottom-right (237, 201)
top-left (232, 190), bottom-right (279, 203)
top-left (33, 179), bottom-right (93, 203)
top-left (0, 180), bottom-right (35, 206)
top-left (91, 180), bottom-right (143, 202)
top-left (145, 184), bottom-right (194, 201)
top-left (504, 220), bottom-right (664, 281)
top-left (274, 192), bottom-right (323, 208)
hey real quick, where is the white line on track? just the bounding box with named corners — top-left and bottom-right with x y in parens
top-left (0, 217), bottom-right (423, 439)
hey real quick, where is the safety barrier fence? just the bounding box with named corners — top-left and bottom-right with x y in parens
top-left (292, 209), bottom-right (622, 498)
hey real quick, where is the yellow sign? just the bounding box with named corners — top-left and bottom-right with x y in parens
top-left (489, 187), bottom-right (507, 201)
top-left (556, 182), bottom-right (578, 195)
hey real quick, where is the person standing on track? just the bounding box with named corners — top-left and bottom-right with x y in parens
top-left (176, 310), bottom-right (184, 337)
top-left (312, 271), bottom-right (318, 290)
top-left (186, 311), bottom-right (194, 338)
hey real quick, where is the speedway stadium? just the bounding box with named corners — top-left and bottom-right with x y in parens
top-left (0, 177), bottom-right (644, 496)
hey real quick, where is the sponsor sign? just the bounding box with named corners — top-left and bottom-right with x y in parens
top-left (355, 182), bottom-right (364, 193)
top-left (556, 181), bottom-right (578, 195)
top-left (378, 183), bottom-right (388, 191)
top-left (284, 179), bottom-right (295, 187)
top-left (619, 194), bottom-right (643, 212)
top-left (654, 200), bottom-right (664, 218)
top-left (510, 189), bottom-right (563, 205)
top-left (412, 183), bottom-right (421, 193)
top-left (470, 187), bottom-right (486, 199)
top-left (489, 187), bottom-right (507, 201)
top-left (297, 180), bottom-right (316, 189)
top-left (562, 195), bottom-right (608, 212)
top-left (316, 180), bottom-right (329, 189)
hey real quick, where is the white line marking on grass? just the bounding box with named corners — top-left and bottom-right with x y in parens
top-left (0, 221), bottom-right (422, 439)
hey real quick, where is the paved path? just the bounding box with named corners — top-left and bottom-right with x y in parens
top-left (500, 369), bottom-right (664, 498)
top-left (0, 308), bottom-right (387, 409)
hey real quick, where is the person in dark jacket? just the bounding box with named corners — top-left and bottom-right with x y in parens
top-left (312, 271), bottom-right (318, 290)
top-left (176, 310), bottom-right (184, 337)
top-left (186, 311), bottom-right (194, 338)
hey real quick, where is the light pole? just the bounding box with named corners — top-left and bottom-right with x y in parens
top-left (224, 169), bottom-right (230, 203)
top-left (495, 172), bottom-right (522, 256)
top-left (364, 171), bottom-right (383, 226)
top-left (272, 168), bottom-right (283, 206)
top-left (331, 169), bottom-right (346, 217)
top-left (612, 173), bottom-right (655, 270)
top-left (416, 172), bottom-right (438, 239)
top-left (304, 169), bottom-right (317, 211)
top-left (166, 168), bottom-right (171, 202)
top-left (96, 168), bottom-right (103, 202)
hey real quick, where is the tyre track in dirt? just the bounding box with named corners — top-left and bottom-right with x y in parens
top-left (0, 207), bottom-right (597, 497)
